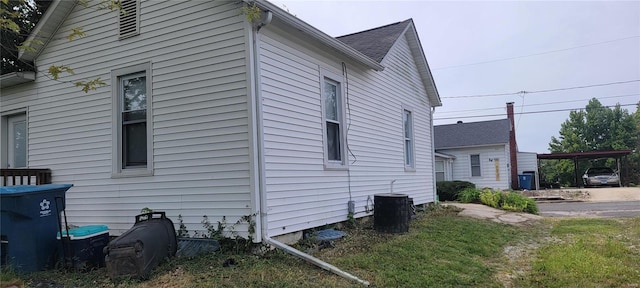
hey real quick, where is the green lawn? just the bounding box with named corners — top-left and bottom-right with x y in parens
top-left (3, 207), bottom-right (639, 288)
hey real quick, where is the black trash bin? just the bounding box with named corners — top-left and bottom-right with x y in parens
top-left (105, 212), bottom-right (177, 279)
top-left (0, 184), bottom-right (73, 273)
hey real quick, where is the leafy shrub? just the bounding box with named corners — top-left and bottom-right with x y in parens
top-left (479, 189), bottom-right (501, 208)
top-left (458, 188), bottom-right (482, 203)
top-left (436, 181), bottom-right (476, 201)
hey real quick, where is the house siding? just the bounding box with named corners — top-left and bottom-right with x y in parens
top-left (437, 145), bottom-right (510, 190)
top-left (0, 1), bottom-right (253, 235)
top-left (259, 25), bottom-right (435, 237)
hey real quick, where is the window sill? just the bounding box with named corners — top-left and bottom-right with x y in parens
top-left (404, 167), bottom-right (416, 172)
top-left (324, 163), bottom-right (349, 171)
top-left (112, 168), bottom-right (153, 178)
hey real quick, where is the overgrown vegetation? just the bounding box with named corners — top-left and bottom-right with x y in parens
top-left (436, 180), bottom-right (476, 201)
top-left (451, 187), bottom-right (539, 214)
top-left (4, 208), bottom-right (638, 287)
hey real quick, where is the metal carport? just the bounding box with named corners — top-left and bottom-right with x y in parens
top-left (537, 150), bottom-right (633, 188)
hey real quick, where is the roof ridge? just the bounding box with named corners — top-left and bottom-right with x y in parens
top-left (336, 19), bottom-right (412, 39)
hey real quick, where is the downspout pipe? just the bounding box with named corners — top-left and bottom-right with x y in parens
top-left (249, 10), bottom-right (370, 287)
top-left (431, 106), bottom-right (438, 204)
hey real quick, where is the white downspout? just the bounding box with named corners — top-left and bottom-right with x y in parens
top-left (249, 10), bottom-right (370, 287)
top-left (431, 107), bottom-right (438, 204)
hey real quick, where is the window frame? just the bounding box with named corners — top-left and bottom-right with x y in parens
top-left (470, 154), bottom-right (481, 177)
top-left (320, 69), bottom-right (347, 170)
top-left (111, 62), bottom-right (153, 177)
top-left (1, 109), bottom-right (28, 168)
top-left (402, 106), bottom-right (416, 171)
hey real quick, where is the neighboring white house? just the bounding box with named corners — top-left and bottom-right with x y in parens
top-left (0, 0), bottom-right (441, 242)
top-left (433, 103), bottom-right (538, 190)
top-left (434, 119), bottom-right (513, 190)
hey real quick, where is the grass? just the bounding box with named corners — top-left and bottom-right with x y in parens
top-left (516, 217), bottom-right (640, 288)
top-left (3, 208), bottom-right (639, 288)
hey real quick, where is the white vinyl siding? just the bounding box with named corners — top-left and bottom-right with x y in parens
top-left (0, 1), bottom-right (252, 235)
top-left (259, 24), bottom-right (435, 237)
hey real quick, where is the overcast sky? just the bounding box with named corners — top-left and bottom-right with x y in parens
top-left (271, 0), bottom-right (640, 153)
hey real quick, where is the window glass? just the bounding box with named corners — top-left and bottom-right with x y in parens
top-left (471, 154), bottom-right (481, 176)
top-left (121, 74), bottom-right (147, 168)
top-left (326, 122), bottom-right (341, 161)
top-left (324, 81), bottom-right (338, 121)
top-left (12, 120), bottom-right (27, 168)
top-left (403, 109), bottom-right (414, 168)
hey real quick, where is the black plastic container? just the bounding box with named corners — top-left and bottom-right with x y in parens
top-left (104, 212), bottom-right (177, 279)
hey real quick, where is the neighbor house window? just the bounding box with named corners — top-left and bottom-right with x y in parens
top-left (435, 160), bottom-right (445, 182)
top-left (112, 63), bottom-right (152, 177)
top-left (403, 108), bottom-right (415, 170)
top-left (321, 70), bottom-right (346, 168)
top-left (119, 0), bottom-right (140, 39)
top-left (470, 154), bottom-right (481, 177)
top-left (1, 112), bottom-right (27, 168)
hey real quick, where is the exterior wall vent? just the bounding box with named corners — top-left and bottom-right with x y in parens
top-left (119, 0), bottom-right (140, 39)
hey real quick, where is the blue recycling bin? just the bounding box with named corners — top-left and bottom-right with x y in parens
top-left (1, 184), bottom-right (73, 273)
top-left (518, 174), bottom-right (532, 190)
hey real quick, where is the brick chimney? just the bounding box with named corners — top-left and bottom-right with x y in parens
top-left (507, 102), bottom-right (519, 190)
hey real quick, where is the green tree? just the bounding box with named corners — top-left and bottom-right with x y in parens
top-left (546, 98), bottom-right (639, 186)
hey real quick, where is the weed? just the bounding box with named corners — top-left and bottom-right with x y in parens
top-left (458, 187), bottom-right (482, 203)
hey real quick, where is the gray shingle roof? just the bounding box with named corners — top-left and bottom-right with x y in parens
top-left (434, 119), bottom-right (510, 149)
top-left (336, 19), bottom-right (412, 62)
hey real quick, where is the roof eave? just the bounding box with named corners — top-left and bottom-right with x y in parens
top-left (18, 0), bottom-right (77, 61)
top-left (435, 142), bottom-right (509, 150)
top-left (0, 71), bottom-right (36, 88)
top-left (252, 0), bottom-right (385, 72)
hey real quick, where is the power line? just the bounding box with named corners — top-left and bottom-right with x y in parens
top-left (432, 35), bottom-right (640, 71)
top-left (434, 103), bottom-right (638, 121)
top-left (442, 80), bottom-right (640, 99)
top-left (435, 93), bottom-right (640, 114)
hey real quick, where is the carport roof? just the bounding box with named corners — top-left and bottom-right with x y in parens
top-left (537, 150), bottom-right (633, 160)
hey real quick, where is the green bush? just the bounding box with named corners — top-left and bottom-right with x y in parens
top-left (458, 188), bottom-right (482, 203)
top-left (436, 181), bottom-right (476, 201)
top-left (479, 189), bottom-right (501, 208)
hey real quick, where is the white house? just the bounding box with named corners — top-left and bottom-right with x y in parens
top-left (434, 103), bottom-right (538, 190)
top-left (0, 0), bottom-right (441, 242)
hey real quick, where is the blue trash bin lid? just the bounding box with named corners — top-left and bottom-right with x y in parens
top-left (0, 184), bottom-right (73, 196)
top-left (57, 225), bottom-right (109, 239)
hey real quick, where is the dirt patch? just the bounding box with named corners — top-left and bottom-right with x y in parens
top-left (524, 187), bottom-right (640, 202)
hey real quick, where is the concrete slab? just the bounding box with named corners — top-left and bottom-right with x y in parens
top-left (446, 203), bottom-right (542, 226)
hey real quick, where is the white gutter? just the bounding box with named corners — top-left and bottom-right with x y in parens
top-left (249, 10), bottom-right (370, 287)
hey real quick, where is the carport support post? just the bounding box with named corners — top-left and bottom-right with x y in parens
top-left (573, 156), bottom-right (580, 187)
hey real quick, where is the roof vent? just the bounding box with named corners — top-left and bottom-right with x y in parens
top-left (457, 121), bottom-right (463, 124)
top-left (119, 0), bottom-right (140, 39)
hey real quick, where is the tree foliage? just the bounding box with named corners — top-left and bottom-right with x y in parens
top-left (0, 0), bottom-right (50, 74)
top-left (546, 98), bottom-right (640, 186)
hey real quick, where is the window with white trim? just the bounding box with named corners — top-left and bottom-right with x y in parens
top-left (435, 160), bottom-right (445, 182)
top-left (470, 154), bottom-right (481, 177)
top-left (403, 108), bottom-right (415, 170)
top-left (320, 70), bottom-right (346, 168)
top-left (1, 112), bottom-right (27, 168)
top-left (119, 0), bottom-right (140, 39)
top-left (112, 63), bottom-right (152, 177)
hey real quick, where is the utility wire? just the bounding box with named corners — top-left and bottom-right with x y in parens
top-left (432, 35), bottom-right (640, 71)
top-left (435, 93), bottom-right (640, 114)
top-left (442, 80), bottom-right (640, 99)
top-left (434, 103), bottom-right (637, 121)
